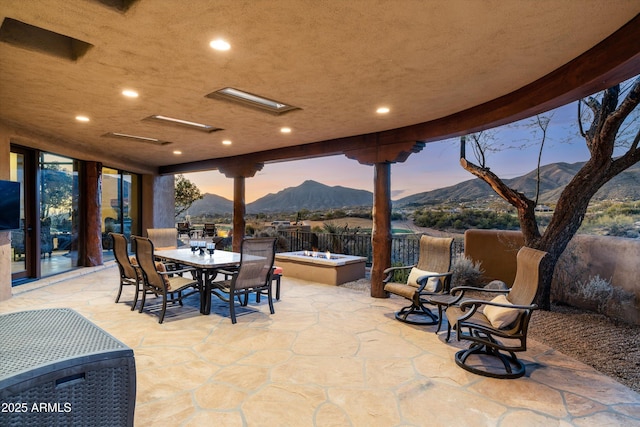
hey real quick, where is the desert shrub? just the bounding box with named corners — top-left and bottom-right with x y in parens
top-left (582, 275), bottom-right (613, 313)
top-left (451, 256), bottom-right (484, 287)
top-left (389, 262), bottom-right (411, 283)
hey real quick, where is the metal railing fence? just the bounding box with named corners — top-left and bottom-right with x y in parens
top-left (276, 230), bottom-right (463, 266)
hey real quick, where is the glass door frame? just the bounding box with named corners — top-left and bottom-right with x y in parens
top-left (10, 145), bottom-right (40, 281)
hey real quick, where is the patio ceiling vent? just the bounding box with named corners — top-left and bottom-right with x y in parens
top-left (102, 132), bottom-right (172, 146)
top-left (90, 0), bottom-right (140, 12)
top-left (206, 87), bottom-right (300, 116)
top-left (144, 115), bottom-right (223, 133)
top-left (0, 18), bottom-right (93, 61)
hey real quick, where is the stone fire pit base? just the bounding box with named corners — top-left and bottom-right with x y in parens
top-left (275, 251), bottom-right (367, 286)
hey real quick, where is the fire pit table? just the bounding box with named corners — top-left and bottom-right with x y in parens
top-left (275, 251), bottom-right (366, 285)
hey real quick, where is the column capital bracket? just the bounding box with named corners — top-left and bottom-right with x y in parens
top-left (344, 140), bottom-right (425, 165)
top-left (218, 162), bottom-right (264, 178)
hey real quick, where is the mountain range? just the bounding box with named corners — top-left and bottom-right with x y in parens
top-left (395, 161), bottom-right (640, 207)
top-left (186, 161), bottom-right (640, 215)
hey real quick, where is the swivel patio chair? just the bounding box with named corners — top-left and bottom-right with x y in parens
top-left (110, 232), bottom-right (141, 310)
top-left (133, 236), bottom-right (199, 324)
top-left (445, 246), bottom-right (547, 379)
top-left (383, 235), bottom-right (454, 325)
top-left (210, 237), bottom-right (277, 324)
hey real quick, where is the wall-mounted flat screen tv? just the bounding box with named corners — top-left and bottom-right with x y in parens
top-left (0, 180), bottom-right (20, 230)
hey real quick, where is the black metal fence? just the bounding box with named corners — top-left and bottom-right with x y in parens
top-left (276, 230), bottom-right (464, 266)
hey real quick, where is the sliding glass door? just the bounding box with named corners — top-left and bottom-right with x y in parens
top-left (39, 152), bottom-right (79, 276)
top-left (101, 167), bottom-right (140, 260)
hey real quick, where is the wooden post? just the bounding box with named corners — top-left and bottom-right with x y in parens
top-left (232, 176), bottom-right (245, 253)
top-left (82, 161), bottom-right (103, 266)
top-left (218, 162), bottom-right (264, 253)
top-left (344, 140), bottom-right (425, 298)
top-left (371, 162), bottom-right (391, 298)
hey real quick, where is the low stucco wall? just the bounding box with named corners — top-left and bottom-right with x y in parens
top-left (464, 229), bottom-right (524, 284)
top-left (463, 229), bottom-right (640, 325)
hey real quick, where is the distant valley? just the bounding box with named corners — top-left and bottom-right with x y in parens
top-left (185, 162), bottom-right (640, 215)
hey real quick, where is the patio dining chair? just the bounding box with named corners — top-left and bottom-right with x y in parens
top-left (176, 222), bottom-right (193, 238)
top-left (133, 236), bottom-right (200, 324)
top-left (383, 235), bottom-right (454, 325)
top-left (444, 246), bottom-right (547, 379)
top-left (110, 232), bottom-right (141, 310)
top-left (210, 237), bottom-right (277, 324)
top-left (203, 223), bottom-right (217, 237)
top-left (146, 228), bottom-right (178, 250)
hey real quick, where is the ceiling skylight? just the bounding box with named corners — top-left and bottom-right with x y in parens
top-left (146, 115), bottom-right (222, 133)
top-left (103, 132), bottom-right (172, 145)
top-left (207, 87), bottom-right (299, 115)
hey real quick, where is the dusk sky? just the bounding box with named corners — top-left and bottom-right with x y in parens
top-left (185, 101), bottom-right (595, 203)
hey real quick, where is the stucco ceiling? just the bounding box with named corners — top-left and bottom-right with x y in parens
top-left (0, 1), bottom-right (639, 174)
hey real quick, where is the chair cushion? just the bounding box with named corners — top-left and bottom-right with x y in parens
top-left (155, 261), bottom-right (171, 290)
top-left (407, 267), bottom-right (441, 292)
top-left (483, 295), bottom-right (520, 329)
top-left (384, 282), bottom-right (417, 299)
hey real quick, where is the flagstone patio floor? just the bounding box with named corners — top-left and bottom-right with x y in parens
top-left (2, 263), bottom-right (639, 426)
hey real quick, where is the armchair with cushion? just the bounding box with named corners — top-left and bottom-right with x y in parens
top-left (383, 235), bottom-right (454, 325)
top-left (444, 246), bottom-right (547, 378)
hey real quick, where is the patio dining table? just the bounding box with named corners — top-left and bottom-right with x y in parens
top-left (154, 248), bottom-right (241, 315)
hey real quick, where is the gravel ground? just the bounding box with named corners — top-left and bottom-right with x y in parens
top-left (529, 304), bottom-right (640, 393)
top-left (340, 279), bottom-right (640, 393)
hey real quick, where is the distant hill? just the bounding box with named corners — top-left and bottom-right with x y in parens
top-left (247, 180), bottom-right (372, 213)
top-left (395, 161), bottom-right (640, 207)
top-left (186, 193), bottom-right (234, 216)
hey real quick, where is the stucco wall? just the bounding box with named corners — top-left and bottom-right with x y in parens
top-left (464, 229), bottom-right (640, 325)
top-left (464, 229), bottom-right (525, 284)
top-left (552, 234), bottom-right (640, 325)
top-left (141, 174), bottom-right (175, 235)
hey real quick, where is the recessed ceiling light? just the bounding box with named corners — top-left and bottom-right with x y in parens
top-left (102, 132), bottom-right (172, 146)
top-left (209, 39), bottom-right (230, 51)
top-left (173, 150), bottom-right (182, 155)
top-left (222, 140), bottom-right (232, 146)
top-left (280, 127), bottom-right (291, 133)
top-left (75, 115), bottom-right (90, 122)
top-left (376, 107), bottom-right (390, 114)
top-left (146, 115), bottom-right (222, 133)
top-left (122, 89), bottom-right (139, 98)
top-left (207, 87), bottom-right (299, 115)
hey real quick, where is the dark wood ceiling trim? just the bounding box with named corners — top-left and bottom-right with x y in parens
top-left (160, 14), bottom-right (640, 176)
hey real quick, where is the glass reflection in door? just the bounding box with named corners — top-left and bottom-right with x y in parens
top-left (39, 153), bottom-right (79, 276)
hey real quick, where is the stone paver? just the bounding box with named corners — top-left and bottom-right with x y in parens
top-left (2, 264), bottom-right (640, 426)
